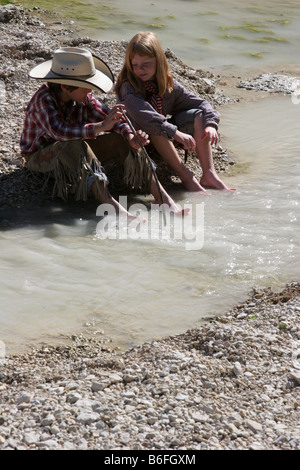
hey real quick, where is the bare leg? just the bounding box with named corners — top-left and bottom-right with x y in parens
top-left (150, 135), bottom-right (207, 193)
top-left (149, 178), bottom-right (190, 216)
top-left (91, 180), bottom-right (145, 221)
top-left (194, 113), bottom-right (233, 190)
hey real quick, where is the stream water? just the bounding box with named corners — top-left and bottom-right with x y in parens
top-left (20, 0), bottom-right (300, 71)
top-left (1, 95), bottom-right (299, 354)
top-left (0, 0), bottom-right (299, 354)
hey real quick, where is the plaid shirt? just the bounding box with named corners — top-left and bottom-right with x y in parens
top-left (20, 84), bottom-right (131, 155)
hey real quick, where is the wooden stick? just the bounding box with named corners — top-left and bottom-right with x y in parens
top-left (122, 110), bottom-right (167, 226)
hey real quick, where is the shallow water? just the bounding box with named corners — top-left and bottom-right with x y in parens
top-left (1, 0), bottom-right (300, 354)
top-left (1, 95), bottom-right (299, 354)
top-left (20, 0), bottom-right (300, 71)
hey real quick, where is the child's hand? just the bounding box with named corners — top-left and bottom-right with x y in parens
top-left (95, 105), bottom-right (126, 134)
top-left (174, 130), bottom-right (196, 151)
top-left (200, 126), bottom-right (219, 146)
top-left (127, 130), bottom-right (150, 149)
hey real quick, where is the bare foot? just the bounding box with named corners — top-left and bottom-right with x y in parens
top-left (124, 212), bottom-right (147, 224)
top-left (167, 204), bottom-right (191, 217)
top-left (200, 172), bottom-right (236, 191)
top-left (153, 199), bottom-right (191, 217)
top-left (183, 175), bottom-right (209, 193)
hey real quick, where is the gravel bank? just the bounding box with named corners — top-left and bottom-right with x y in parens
top-left (0, 5), bottom-right (299, 452)
top-left (1, 282), bottom-right (299, 451)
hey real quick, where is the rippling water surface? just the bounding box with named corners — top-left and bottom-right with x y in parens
top-left (1, 96), bottom-right (299, 353)
top-left (20, 0), bottom-right (300, 71)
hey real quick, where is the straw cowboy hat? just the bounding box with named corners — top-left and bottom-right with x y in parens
top-left (29, 47), bottom-right (114, 93)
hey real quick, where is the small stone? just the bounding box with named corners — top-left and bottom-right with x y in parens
top-left (237, 313), bottom-right (247, 319)
top-left (76, 412), bottom-right (99, 425)
top-left (77, 438), bottom-right (88, 450)
top-left (225, 422), bottom-right (239, 434)
top-left (175, 393), bottom-right (188, 400)
top-left (50, 425), bottom-right (60, 435)
top-left (202, 380), bottom-right (217, 389)
top-left (245, 419), bottom-right (263, 433)
top-left (66, 392), bottom-right (82, 403)
top-left (233, 362), bottom-right (243, 376)
top-left (15, 392), bottom-right (32, 405)
top-left (244, 371), bottom-right (254, 377)
top-left (109, 373), bottom-right (123, 384)
top-left (63, 442), bottom-right (75, 450)
top-left (289, 370), bottom-right (300, 385)
top-left (192, 412), bottom-right (209, 423)
top-left (23, 432), bottom-right (39, 445)
top-left (91, 381), bottom-right (107, 392)
top-left (123, 374), bottom-right (138, 383)
top-left (41, 414), bottom-right (55, 427)
top-left (37, 439), bottom-right (58, 449)
top-left (65, 381), bottom-right (79, 390)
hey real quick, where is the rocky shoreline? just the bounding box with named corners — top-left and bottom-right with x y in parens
top-left (0, 5), bottom-right (299, 451)
top-left (1, 282), bottom-right (299, 451)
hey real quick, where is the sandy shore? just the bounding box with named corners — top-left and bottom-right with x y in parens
top-left (0, 5), bottom-right (299, 451)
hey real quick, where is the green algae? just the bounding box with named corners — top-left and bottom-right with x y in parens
top-left (123, 19), bottom-right (137, 24)
top-left (218, 16), bottom-right (291, 47)
top-left (241, 51), bottom-right (264, 59)
top-left (218, 33), bottom-right (289, 45)
top-left (219, 34), bottom-right (248, 40)
top-left (226, 161), bottom-right (252, 176)
top-left (197, 11), bottom-right (219, 15)
top-left (262, 36), bottom-right (290, 43)
top-left (220, 24), bottom-right (275, 34)
top-left (267, 18), bottom-right (291, 25)
top-left (244, 26), bottom-right (275, 34)
top-left (252, 38), bottom-right (270, 43)
top-left (147, 23), bottom-right (167, 29)
top-left (198, 38), bottom-right (210, 44)
top-left (14, 0), bottom-right (115, 23)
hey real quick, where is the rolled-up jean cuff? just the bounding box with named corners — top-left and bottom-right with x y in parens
top-left (87, 172), bottom-right (108, 195)
top-left (168, 109), bottom-right (203, 135)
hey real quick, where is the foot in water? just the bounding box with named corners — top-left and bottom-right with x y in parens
top-left (182, 175), bottom-right (210, 194)
top-left (200, 172), bottom-right (236, 191)
top-left (153, 198), bottom-right (191, 217)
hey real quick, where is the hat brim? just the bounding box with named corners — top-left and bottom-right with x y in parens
top-left (29, 55), bottom-right (114, 93)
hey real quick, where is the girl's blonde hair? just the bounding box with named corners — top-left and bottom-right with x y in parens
top-left (115, 32), bottom-right (173, 97)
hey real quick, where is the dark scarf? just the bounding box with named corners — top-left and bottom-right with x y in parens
top-left (144, 81), bottom-right (163, 114)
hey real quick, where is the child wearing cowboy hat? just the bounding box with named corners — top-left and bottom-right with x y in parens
top-left (20, 47), bottom-right (187, 217)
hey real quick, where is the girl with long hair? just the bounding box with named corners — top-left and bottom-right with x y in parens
top-left (115, 32), bottom-right (233, 193)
